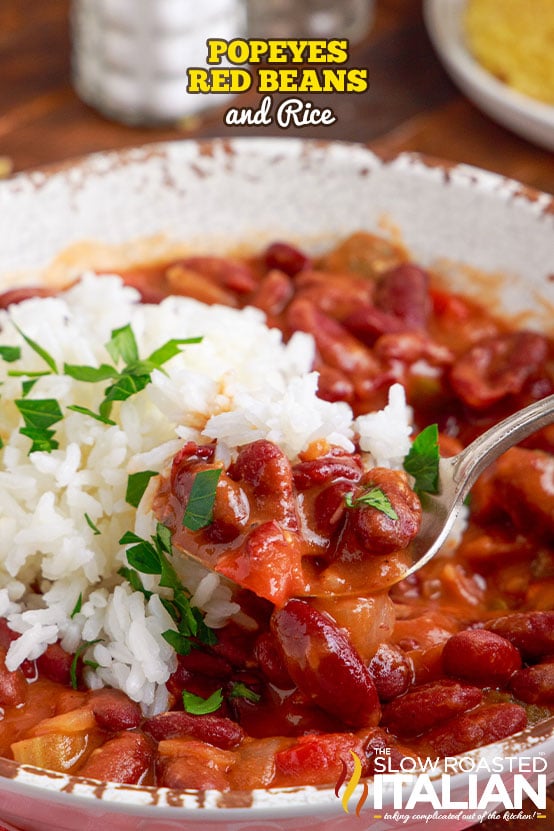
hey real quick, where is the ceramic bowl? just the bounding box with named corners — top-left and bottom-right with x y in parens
top-left (0, 138), bottom-right (553, 831)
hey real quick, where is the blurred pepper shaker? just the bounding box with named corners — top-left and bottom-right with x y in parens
top-left (71, 0), bottom-right (247, 126)
top-left (247, 0), bottom-right (374, 42)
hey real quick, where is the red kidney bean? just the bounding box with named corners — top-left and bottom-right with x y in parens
top-left (442, 629), bottom-right (522, 686)
top-left (143, 710), bottom-right (244, 749)
top-left (294, 272), bottom-right (374, 320)
top-left (264, 241), bottom-right (312, 277)
top-left (36, 642), bottom-right (73, 686)
top-left (166, 666), bottom-right (226, 709)
top-left (0, 647), bottom-right (27, 707)
top-left (171, 446), bottom-right (250, 543)
top-left (156, 740), bottom-right (236, 790)
top-left (510, 660), bottom-right (554, 704)
top-left (0, 287), bottom-right (56, 309)
top-left (175, 256), bottom-right (257, 294)
top-left (118, 266), bottom-right (169, 304)
top-left (450, 331), bottom-right (549, 409)
top-left (230, 440), bottom-right (298, 530)
top-left (331, 469), bottom-right (421, 562)
top-left (374, 332), bottom-right (454, 366)
top-left (425, 703), bottom-right (527, 756)
top-left (0, 620), bottom-right (35, 679)
top-left (287, 298), bottom-right (381, 377)
top-left (313, 480), bottom-right (353, 537)
top-left (251, 269), bottom-right (294, 316)
top-left (170, 442), bottom-right (215, 500)
top-left (382, 680), bottom-right (483, 737)
top-left (343, 303), bottom-right (408, 344)
top-left (78, 731), bottom-right (155, 785)
top-left (292, 452), bottom-right (363, 491)
top-left (368, 643), bottom-right (414, 702)
top-left (316, 364), bottom-right (355, 404)
top-left (254, 632), bottom-right (293, 689)
top-left (166, 264), bottom-right (239, 307)
top-left (486, 612), bottom-right (554, 661)
top-left (264, 242), bottom-right (312, 277)
top-left (374, 263), bottom-right (431, 329)
top-left (88, 688), bottom-right (142, 731)
top-left (174, 651), bottom-right (233, 680)
top-left (484, 447), bottom-right (554, 540)
top-left (270, 599), bottom-right (381, 728)
top-left (211, 621), bottom-right (260, 669)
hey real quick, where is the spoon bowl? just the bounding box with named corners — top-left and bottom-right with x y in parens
top-left (406, 394), bottom-right (554, 579)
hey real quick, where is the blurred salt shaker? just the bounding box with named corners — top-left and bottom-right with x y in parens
top-left (247, 0), bottom-right (374, 42)
top-left (71, 0), bottom-right (247, 125)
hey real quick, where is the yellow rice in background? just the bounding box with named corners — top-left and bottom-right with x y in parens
top-left (465, 0), bottom-right (554, 105)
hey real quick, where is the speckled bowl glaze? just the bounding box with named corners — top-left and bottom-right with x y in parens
top-left (0, 139), bottom-right (553, 831)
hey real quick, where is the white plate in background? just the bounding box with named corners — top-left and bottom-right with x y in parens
top-left (424, 0), bottom-right (554, 151)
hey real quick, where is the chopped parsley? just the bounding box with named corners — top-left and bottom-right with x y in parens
top-left (182, 468), bottom-right (222, 531)
top-left (13, 323), bottom-right (58, 373)
top-left (1, 321), bottom-right (202, 450)
top-left (14, 397), bottom-right (63, 453)
top-left (344, 486), bottom-right (399, 520)
top-left (84, 513), bottom-right (101, 535)
top-left (125, 470), bottom-right (158, 508)
top-left (119, 523), bottom-right (217, 656)
top-left (65, 324), bottom-right (202, 422)
top-left (70, 593), bottom-right (83, 618)
top-left (182, 688), bottom-right (223, 715)
top-left (229, 681), bottom-right (261, 704)
top-left (403, 423), bottom-right (440, 494)
top-left (0, 345), bottom-right (21, 363)
top-left (70, 639), bottom-right (102, 690)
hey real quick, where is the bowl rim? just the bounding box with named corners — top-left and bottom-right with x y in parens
top-left (0, 136), bottom-right (553, 819)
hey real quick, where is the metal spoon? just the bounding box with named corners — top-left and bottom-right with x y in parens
top-left (404, 394), bottom-right (554, 580)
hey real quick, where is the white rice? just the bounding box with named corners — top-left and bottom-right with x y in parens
top-left (0, 274), bottom-right (413, 712)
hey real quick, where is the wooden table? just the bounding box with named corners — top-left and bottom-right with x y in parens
top-left (0, 2), bottom-right (553, 829)
top-left (0, 0), bottom-right (553, 195)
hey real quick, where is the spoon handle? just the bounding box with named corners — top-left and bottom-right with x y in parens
top-left (451, 394), bottom-right (554, 501)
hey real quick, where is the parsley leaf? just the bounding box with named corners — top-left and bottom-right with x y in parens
top-left (0, 346), bottom-right (21, 363)
top-left (125, 470), bottom-right (158, 508)
top-left (145, 337), bottom-right (203, 370)
top-left (183, 468), bottom-right (222, 531)
top-left (84, 513), bottom-right (101, 535)
top-left (182, 688), bottom-right (223, 715)
top-left (70, 639), bottom-right (102, 690)
top-left (117, 566), bottom-right (153, 600)
top-left (15, 398), bottom-right (63, 453)
top-left (65, 325), bottom-right (201, 422)
top-left (21, 378), bottom-right (39, 397)
top-left (13, 324), bottom-right (58, 373)
top-left (344, 486), bottom-right (399, 520)
top-left (118, 523), bottom-right (217, 655)
top-left (63, 363), bottom-right (119, 382)
top-left (66, 404), bottom-right (116, 426)
top-left (70, 593), bottom-right (83, 618)
top-left (162, 629), bottom-right (193, 655)
top-left (105, 324), bottom-right (139, 365)
top-left (403, 423), bottom-right (440, 494)
top-left (229, 682), bottom-right (261, 703)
